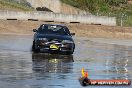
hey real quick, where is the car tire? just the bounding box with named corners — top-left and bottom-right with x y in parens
top-left (32, 41), bottom-right (40, 53)
top-left (32, 41), bottom-right (35, 51)
top-left (65, 51), bottom-right (73, 55)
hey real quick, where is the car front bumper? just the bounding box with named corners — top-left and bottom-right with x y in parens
top-left (34, 42), bottom-right (74, 53)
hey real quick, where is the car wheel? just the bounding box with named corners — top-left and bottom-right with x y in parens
top-left (32, 41), bottom-right (35, 51)
top-left (65, 51), bottom-right (73, 55)
top-left (32, 41), bottom-right (40, 53)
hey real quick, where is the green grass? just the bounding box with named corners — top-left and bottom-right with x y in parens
top-left (61, 0), bottom-right (132, 26)
top-left (0, 0), bottom-right (34, 11)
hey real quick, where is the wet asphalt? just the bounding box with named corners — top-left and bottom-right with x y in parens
top-left (0, 34), bottom-right (131, 88)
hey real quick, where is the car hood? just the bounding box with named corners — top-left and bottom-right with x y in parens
top-left (35, 33), bottom-right (73, 41)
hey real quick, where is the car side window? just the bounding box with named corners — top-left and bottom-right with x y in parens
top-left (38, 25), bottom-right (43, 31)
top-left (64, 27), bottom-right (71, 35)
top-left (38, 25), bottom-right (45, 32)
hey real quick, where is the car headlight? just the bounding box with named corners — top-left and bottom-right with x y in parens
top-left (62, 40), bottom-right (73, 44)
top-left (37, 38), bottom-right (48, 41)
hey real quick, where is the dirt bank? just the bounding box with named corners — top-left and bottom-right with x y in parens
top-left (0, 20), bottom-right (132, 39)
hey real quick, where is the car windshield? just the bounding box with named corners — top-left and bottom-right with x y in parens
top-left (38, 25), bottom-right (70, 35)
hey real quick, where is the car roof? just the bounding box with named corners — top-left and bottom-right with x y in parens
top-left (41, 24), bottom-right (66, 27)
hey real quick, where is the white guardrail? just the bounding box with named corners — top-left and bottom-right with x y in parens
top-left (0, 11), bottom-right (116, 26)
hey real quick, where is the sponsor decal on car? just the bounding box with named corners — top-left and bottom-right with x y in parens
top-left (50, 44), bottom-right (59, 50)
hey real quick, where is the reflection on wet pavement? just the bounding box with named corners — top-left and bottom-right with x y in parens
top-left (0, 35), bottom-right (131, 88)
top-left (32, 53), bottom-right (74, 73)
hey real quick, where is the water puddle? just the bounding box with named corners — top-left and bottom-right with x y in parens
top-left (0, 35), bottom-right (131, 88)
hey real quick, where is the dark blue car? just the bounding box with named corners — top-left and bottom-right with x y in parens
top-left (32, 24), bottom-right (75, 54)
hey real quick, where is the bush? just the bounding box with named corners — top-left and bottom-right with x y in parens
top-left (61, 0), bottom-right (132, 26)
top-left (105, 0), bottom-right (127, 6)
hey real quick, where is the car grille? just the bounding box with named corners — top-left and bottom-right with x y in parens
top-left (37, 39), bottom-right (62, 46)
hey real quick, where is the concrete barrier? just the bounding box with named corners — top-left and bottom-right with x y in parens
top-left (26, 0), bottom-right (90, 15)
top-left (0, 11), bottom-right (116, 26)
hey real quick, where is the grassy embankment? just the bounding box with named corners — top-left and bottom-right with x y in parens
top-left (0, 0), bottom-right (34, 11)
top-left (61, 0), bottom-right (132, 26)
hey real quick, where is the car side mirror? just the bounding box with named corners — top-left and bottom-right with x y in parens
top-left (70, 33), bottom-right (75, 36)
top-left (33, 29), bottom-right (37, 32)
